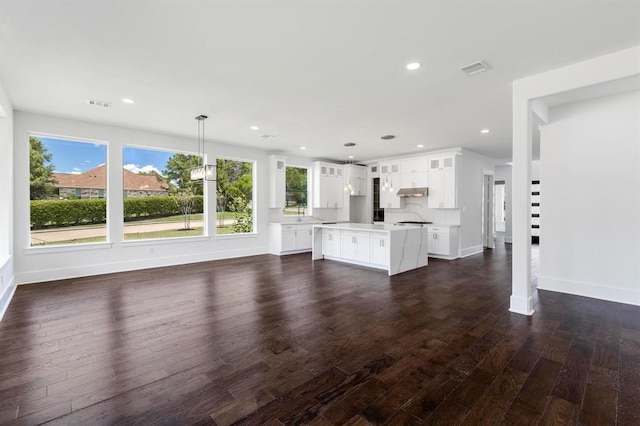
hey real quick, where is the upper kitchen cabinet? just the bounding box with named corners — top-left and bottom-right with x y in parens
top-left (427, 152), bottom-right (459, 208)
top-left (344, 165), bottom-right (367, 196)
top-left (400, 156), bottom-right (428, 188)
top-left (379, 160), bottom-right (401, 209)
top-left (269, 155), bottom-right (286, 209)
top-left (312, 161), bottom-right (344, 208)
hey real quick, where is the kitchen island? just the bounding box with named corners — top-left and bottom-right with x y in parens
top-left (312, 223), bottom-right (429, 276)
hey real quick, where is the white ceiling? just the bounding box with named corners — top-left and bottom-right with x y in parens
top-left (1, 0), bottom-right (639, 163)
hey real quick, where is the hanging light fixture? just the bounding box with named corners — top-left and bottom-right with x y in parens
top-left (344, 156), bottom-right (355, 195)
top-left (190, 115), bottom-right (216, 181)
top-left (381, 175), bottom-right (393, 192)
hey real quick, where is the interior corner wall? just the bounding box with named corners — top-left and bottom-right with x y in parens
top-left (458, 149), bottom-right (496, 257)
top-left (538, 90), bottom-right (640, 306)
top-left (13, 111), bottom-right (271, 285)
top-left (495, 165), bottom-right (512, 242)
top-left (0, 78), bottom-right (15, 320)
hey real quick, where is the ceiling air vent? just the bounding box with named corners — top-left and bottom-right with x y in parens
top-left (380, 135), bottom-right (396, 140)
top-left (460, 61), bottom-right (491, 76)
top-left (87, 99), bottom-right (111, 108)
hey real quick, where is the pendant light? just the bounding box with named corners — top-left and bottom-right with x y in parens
top-left (190, 115), bottom-right (216, 181)
top-left (344, 156), bottom-right (355, 195)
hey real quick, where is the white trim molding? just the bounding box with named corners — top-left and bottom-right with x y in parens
top-left (460, 245), bottom-right (483, 258)
top-left (509, 295), bottom-right (535, 316)
top-left (16, 247), bottom-right (268, 285)
top-left (538, 276), bottom-right (640, 307)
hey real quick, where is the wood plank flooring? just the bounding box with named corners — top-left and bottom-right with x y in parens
top-left (0, 242), bottom-right (639, 425)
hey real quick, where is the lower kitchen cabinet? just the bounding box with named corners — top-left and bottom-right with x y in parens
top-left (312, 224), bottom-right (428, 275)
top-left (322, 229), bottom-right (340, 257)
top-left (426, 226), bottom-right (459, 259)
top-left (370, 231), bottom-right (389, 267)
top-left (340, 230), bottom-right (370, 263)
top-left (269, 223), bottom-right (316, 255)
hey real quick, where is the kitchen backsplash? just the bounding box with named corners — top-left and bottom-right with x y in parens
top-left (383, 197), bottom-right (461, 225)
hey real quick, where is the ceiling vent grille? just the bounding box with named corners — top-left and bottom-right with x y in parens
top-left (460, 61), bottom-right (490, 76)
top-left (87, 99), bottom-right (111, 108)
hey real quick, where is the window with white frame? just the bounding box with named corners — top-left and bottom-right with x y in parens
top-left (122, 146), bottom-right (205, 240)
top-left (216, 157), bottom-right (254, 234)
top-left (285, 166), bottom-right (308, 216)
top-left (29, 134), bottom-right (107, 246)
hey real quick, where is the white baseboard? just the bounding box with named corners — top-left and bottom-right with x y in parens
top-left (538, 275), bottom-right (640, 307)
top-left (509, 295), bottom-right (535, 316)
top-left (0, 255), bottom-right (16, 321)
top-left (460, 245), bottom-right (483, 258)
top-left (16, 246), bottom-right (269, 285)
top-left (0, 278), bottom-right (16, 321)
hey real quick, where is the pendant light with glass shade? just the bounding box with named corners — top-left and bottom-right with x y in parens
top-left (344, 155), bottom-right (356, 195)
top-left (190, 115), bottom-right (216, 181)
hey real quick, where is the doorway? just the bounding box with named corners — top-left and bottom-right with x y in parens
top-left (482, 172), bottom-right (495, 249)
top-left (494, 180), bottom-right (506, 232)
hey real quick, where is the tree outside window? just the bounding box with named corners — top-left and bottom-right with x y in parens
top-left (285, 166), bottom-right (308, 216)
top-left (216, 158), bottom-right (254, 234)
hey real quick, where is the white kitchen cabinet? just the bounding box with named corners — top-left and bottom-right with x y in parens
top-left (340, 230), bottom-right (371, 263)
top-left (269, 155), bottom-right (286, 209)
top-left (370, 231), bottom-right (389, 267)
top-left (344, 165), bottom-right (367, 196)
top-left (269, 223), bottom-right (317, 255)
top-left (322, 228), bottom-right (340, 257)
top-left (281, 225), bottom-right (296, 252)
top-left (296, 225), bottom-right (313, 250)
top-left (428, 153), bottom-right (458, 208)
top-left (400, 157), bottom-right (428, 189)
top-left (379, 161), bottom-right (401, 209)
top-left (426, 225), bottom-right (459, 259)
top-left (312, 161), bottom-right (344, 208)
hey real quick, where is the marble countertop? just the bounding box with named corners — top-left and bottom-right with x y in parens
top-left (313, 222), bottom-right (425, 232)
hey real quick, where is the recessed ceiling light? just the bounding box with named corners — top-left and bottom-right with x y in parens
top-left (406, 62), bottom-right (421, 70)
top-left (250, 126), bottom-right (259, 131)
top-left (506, 162), bottom-right (513, 166)
top-left (300, 146), bottom-right (306, 150)
top-left (417, 144), bottom-right (424, 148)
top-left (121, 98), bottom-right (135, 104)
top-left (481, 129), bottom-right (490, 134)
top-left (348, 155), bottom-right (354, 159)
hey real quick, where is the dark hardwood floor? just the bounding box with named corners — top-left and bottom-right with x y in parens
top-left (1, 242), bottom-right (639, 425)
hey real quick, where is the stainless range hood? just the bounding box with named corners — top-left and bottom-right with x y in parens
top-left (396, 187), bottom-right (428, 197)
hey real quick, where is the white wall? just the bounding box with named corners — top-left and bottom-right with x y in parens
top-left (13, 111), bottom-right (271, 284)
top-left (457, 149), bottom-right (496, 257)
top-left (0, 78), bottom-right (15, 320)
top-left (538, 90), bottom-right (640, 306)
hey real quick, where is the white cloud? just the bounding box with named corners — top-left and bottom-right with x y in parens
top-left (123, 163), bottom-right (162, 175)
top-left (71, 167), bottom-right (82, 175)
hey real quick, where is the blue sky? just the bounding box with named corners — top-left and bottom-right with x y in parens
top-left (40, 137), bottom-right (173, 175)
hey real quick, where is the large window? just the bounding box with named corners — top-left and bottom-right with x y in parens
top-left (122, 147), bottom-right (205, 240)
top-left (29, 135), bottom-right (107, 246)
top-left (216, 158), bottom-right (254, 234)
top-left (285, 166), bottom-right (308, 216)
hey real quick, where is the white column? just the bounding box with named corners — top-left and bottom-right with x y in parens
top-left (510, 94), bottom-right (534, 315)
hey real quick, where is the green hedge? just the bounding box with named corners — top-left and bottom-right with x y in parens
top-left (30, 196), bottom-right (204, 228)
